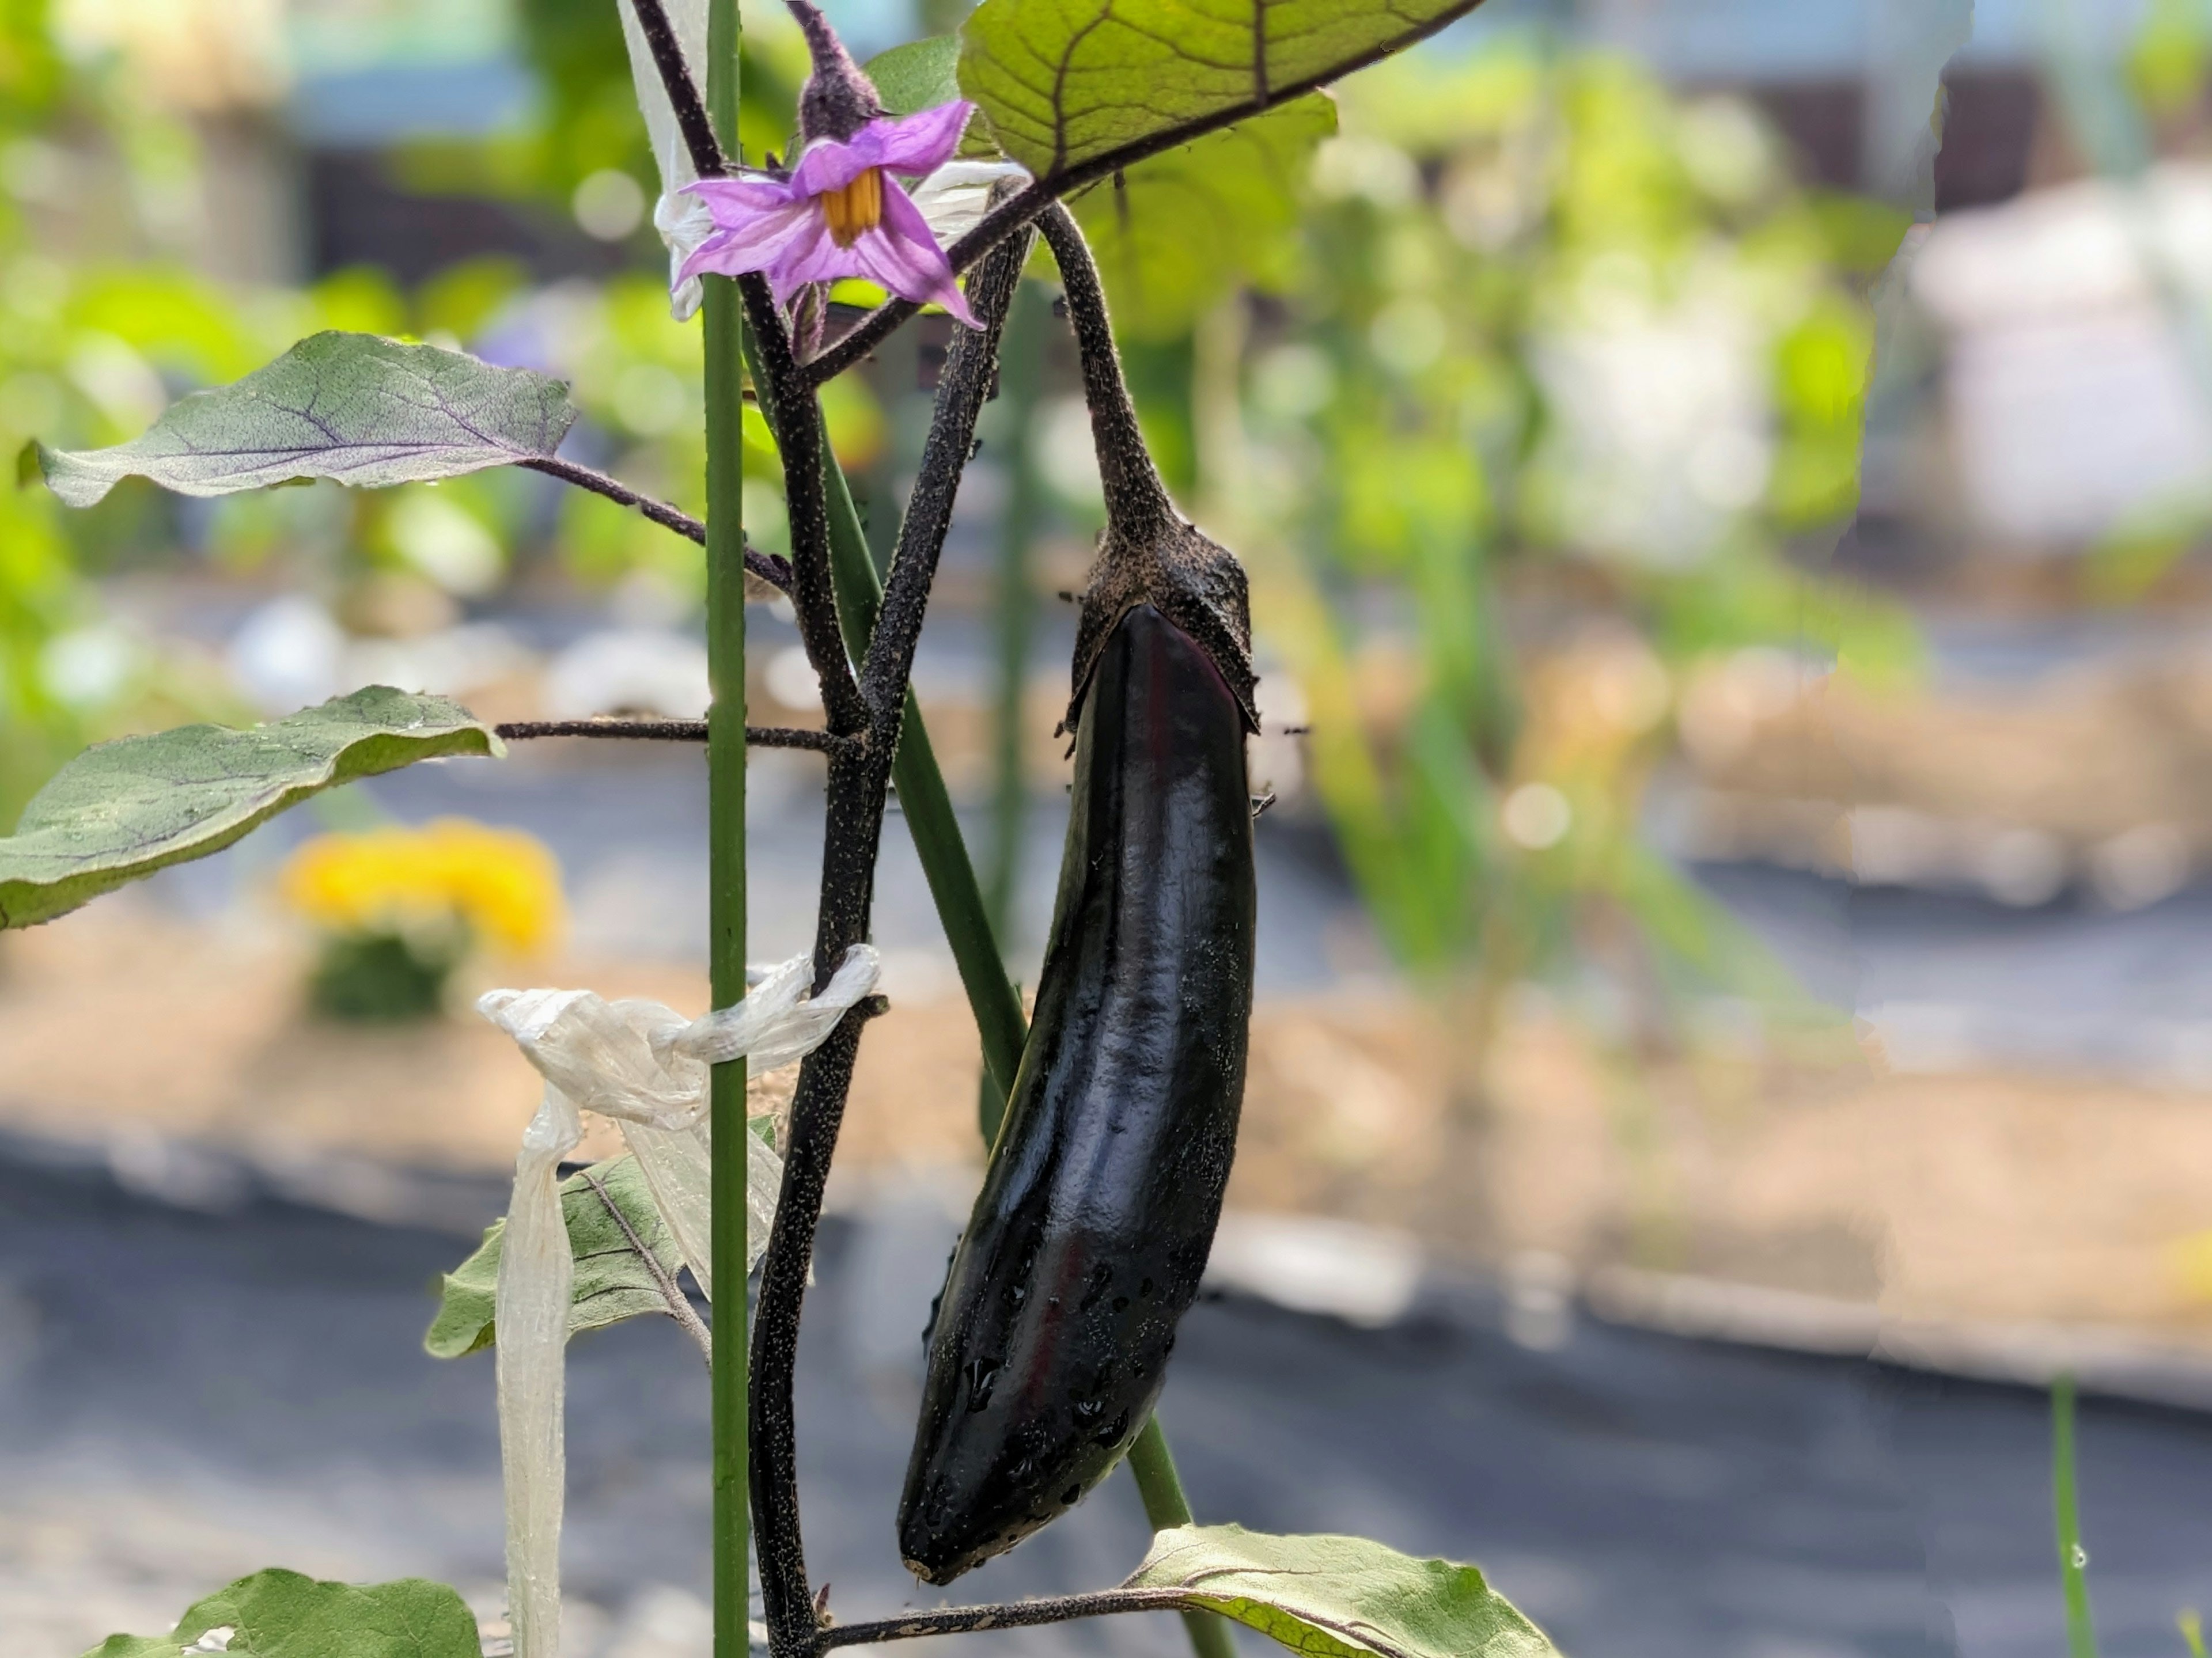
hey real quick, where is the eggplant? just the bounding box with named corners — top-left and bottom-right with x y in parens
top-left (897, 600), bottom-right (1256, 1585)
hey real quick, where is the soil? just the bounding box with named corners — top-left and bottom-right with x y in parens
top-left (5, 900), bottom-right (2211, 1352)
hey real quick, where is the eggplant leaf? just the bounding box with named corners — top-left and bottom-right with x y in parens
top-left (425, 1154), bottom-right (694, 1359)
top-left (958, 0), bottom-right (1482, 185)
top-left (868, 37), bottom-right (1004, 160)
top-left (1068, 96), bottom-right (1335, 339)
top-left (1125, 1525), bottom-right (1560, 1658)
top-left (83, 1569), bottom-right (478, 1658)
top-left (35, 331), bottom-right (575, 507)
top-left (0, 688), bottom-right (501, 931)
top-left (874, 32), bottom-right (1334, 337)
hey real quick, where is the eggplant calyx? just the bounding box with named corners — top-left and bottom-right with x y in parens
top-left (1065, 521), bottom-right (1256, 737)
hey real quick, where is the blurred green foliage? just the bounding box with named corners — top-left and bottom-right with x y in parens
top-left (1, 0), bottom-right (1911, 1053)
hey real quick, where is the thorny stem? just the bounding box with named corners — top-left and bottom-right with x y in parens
top-left (495, 720), bottom-right (847, 752)
top-left (817, 1589), bottom-right (1196, 1650)
top-left (581, 1166), bottom-right (713, 1367)
top-left (627, 0), bottom-right (727, 177)
top-left (741, 272), bottom-right (871, 739)
top-left (749, 229), bottom-right (1031, 1658)
top-left (520, 458), bottom-right (793, 590)
top-left (861, 226), bottom-right (1036, 722)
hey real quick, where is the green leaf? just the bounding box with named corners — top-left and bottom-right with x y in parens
top-left (870, 34), bottom-right (961, 110)
top-left (958, 0), bottom-right (1480, 185)
top-left (35, 331), bottom-right (577, 508)
top-left (425, 1154), bottom-right (690, 1359)
top-left (870, 33), bottom-right (1331, 334)
top-left (1067, 96), bottom-right (1335, 339)
top-left (869, 36), bottom-right (1006, 160)
top-left (1126, 1525), bottom-right (1560, 1658)
top-left (84, 1569), bottom-right (478, 1658)
top-left (0, 688), bottom-right (501, 931)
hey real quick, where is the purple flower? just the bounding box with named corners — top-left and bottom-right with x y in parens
top-left (678, 101), bottom-right (982, 327)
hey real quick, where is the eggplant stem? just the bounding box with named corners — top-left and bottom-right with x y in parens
top-left (741, 274), bottom-right (872, 740)
top-left (495, 721), bottom-right (847, 753)
top-left (816, 1589), bottom-right (1196, 1650)
top-left (1033, 204), bottom-right (1176, 534)
top-left (747, 229), bottom-right (1033, 1658)
top-left (626, 0), bottom-right (728, 179)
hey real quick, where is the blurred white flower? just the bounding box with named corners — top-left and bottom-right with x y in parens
top-left (38, 624), bottom-right (137, 710)
top-left (228, 595), bottom-right (344, 715)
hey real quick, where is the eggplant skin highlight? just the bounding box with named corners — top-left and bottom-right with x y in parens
top-left (897, 603), bottom-right (1256, 1585)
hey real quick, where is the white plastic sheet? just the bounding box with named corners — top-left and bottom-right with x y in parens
top-left (479, 945), bottom-right (880, 1658)
top-left (615, 0), bottom-right (715, 318)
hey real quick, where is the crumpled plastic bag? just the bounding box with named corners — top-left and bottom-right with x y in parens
top-left (480, 944), bottom-right (880, 1658)
top-left (612, 0), bottom-right (713, 319)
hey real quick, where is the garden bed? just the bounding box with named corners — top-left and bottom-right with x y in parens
top-left (5, 902), bottom-right (2210, 1357)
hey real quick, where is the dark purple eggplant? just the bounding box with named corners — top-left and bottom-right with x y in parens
top-left (896, 600), bottom-right (1256, 1585)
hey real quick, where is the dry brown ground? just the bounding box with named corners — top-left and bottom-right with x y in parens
top-left (5, 903), bottom-right (2211, 1351)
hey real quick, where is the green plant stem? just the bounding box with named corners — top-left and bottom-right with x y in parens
top-left (974, 281), bottom-right (1048, 1141)
top-left (1126, 1419), bottom-right (1236, 1658)
top-left (2052, 1375), bottom-right (2100, 1658)
top-left (984, 283), bottom-right (1047, 948)
top-left (812, 441), bottom-right (1029, 1114)
top-left (813, 409), bottom-right (1232, 1658)
top-left (703, 2), bottom-right (747, 1655)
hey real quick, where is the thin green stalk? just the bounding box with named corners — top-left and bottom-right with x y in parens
top-left (984, 281), bottom-right (1048, 949)
top-left (2052, 1375), bottom-right (2100, 1658)
top-left (703, 3), bottom-right (747, 1655)
top-left (1127, 1418), bottom-right (1236, 1658)
top-left (813, 419), bottom-right (1232, 1658)
top-left (813, 438), bottom-right (1029, 1117)
top-left (974, 282), bottom-right (1048, 1142)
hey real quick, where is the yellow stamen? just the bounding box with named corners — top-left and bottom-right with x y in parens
top-left (820, 166), bottom-right (884, 248)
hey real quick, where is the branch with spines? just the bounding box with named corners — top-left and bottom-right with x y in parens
top-left (738, 271), bottom-right (872, 741)
top-left (818, 1589), bottom-right (1195, 1651)
top-left (518, 458), bottom-right (792, 592)
top-left (495, 720), bottom-right (847, 753)
top-left (748, 222), bottom-right (1033, 1658)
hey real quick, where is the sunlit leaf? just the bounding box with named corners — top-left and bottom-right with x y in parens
top-left (1068, 97), bottom-right (1335, 338)
top-left (868, 36), bottom-right (1004, 160)
top-left (425, 1154), bottom-right (692, 1359)
top-left (869, 32), bottom-right (1332, 335)
top-left (958, 0), bottom-right (1482, 185)
top-left (84, 1569), bottom-right (478, 1658)
top-left (33, 331), bottom-right (577, 508)
top-left (1126, 1525), bottom-right (1559, 1658)
top-left (0, 688), bottom-right (501, 931)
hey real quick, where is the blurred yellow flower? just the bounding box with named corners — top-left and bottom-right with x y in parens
top-left (279, 818), bottom-right (566, 958)
top-left (2172, 1230), bottom-right (2212, 1306)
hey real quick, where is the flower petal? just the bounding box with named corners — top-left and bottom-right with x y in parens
top-left (676, 198), bottom-right (824, 285)
top-left (789, 134), bottom-right (874, 199)
top-left (865, 101), bottom-right (976, 176)
top-left (763, 216), bottom-right (845, 307)
top-left (688, 174), bottom-right (804, 217)
top-left (905, 158), bottom-right (1032, 243)
top-left (855, 180), bottom-right (978, 327)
